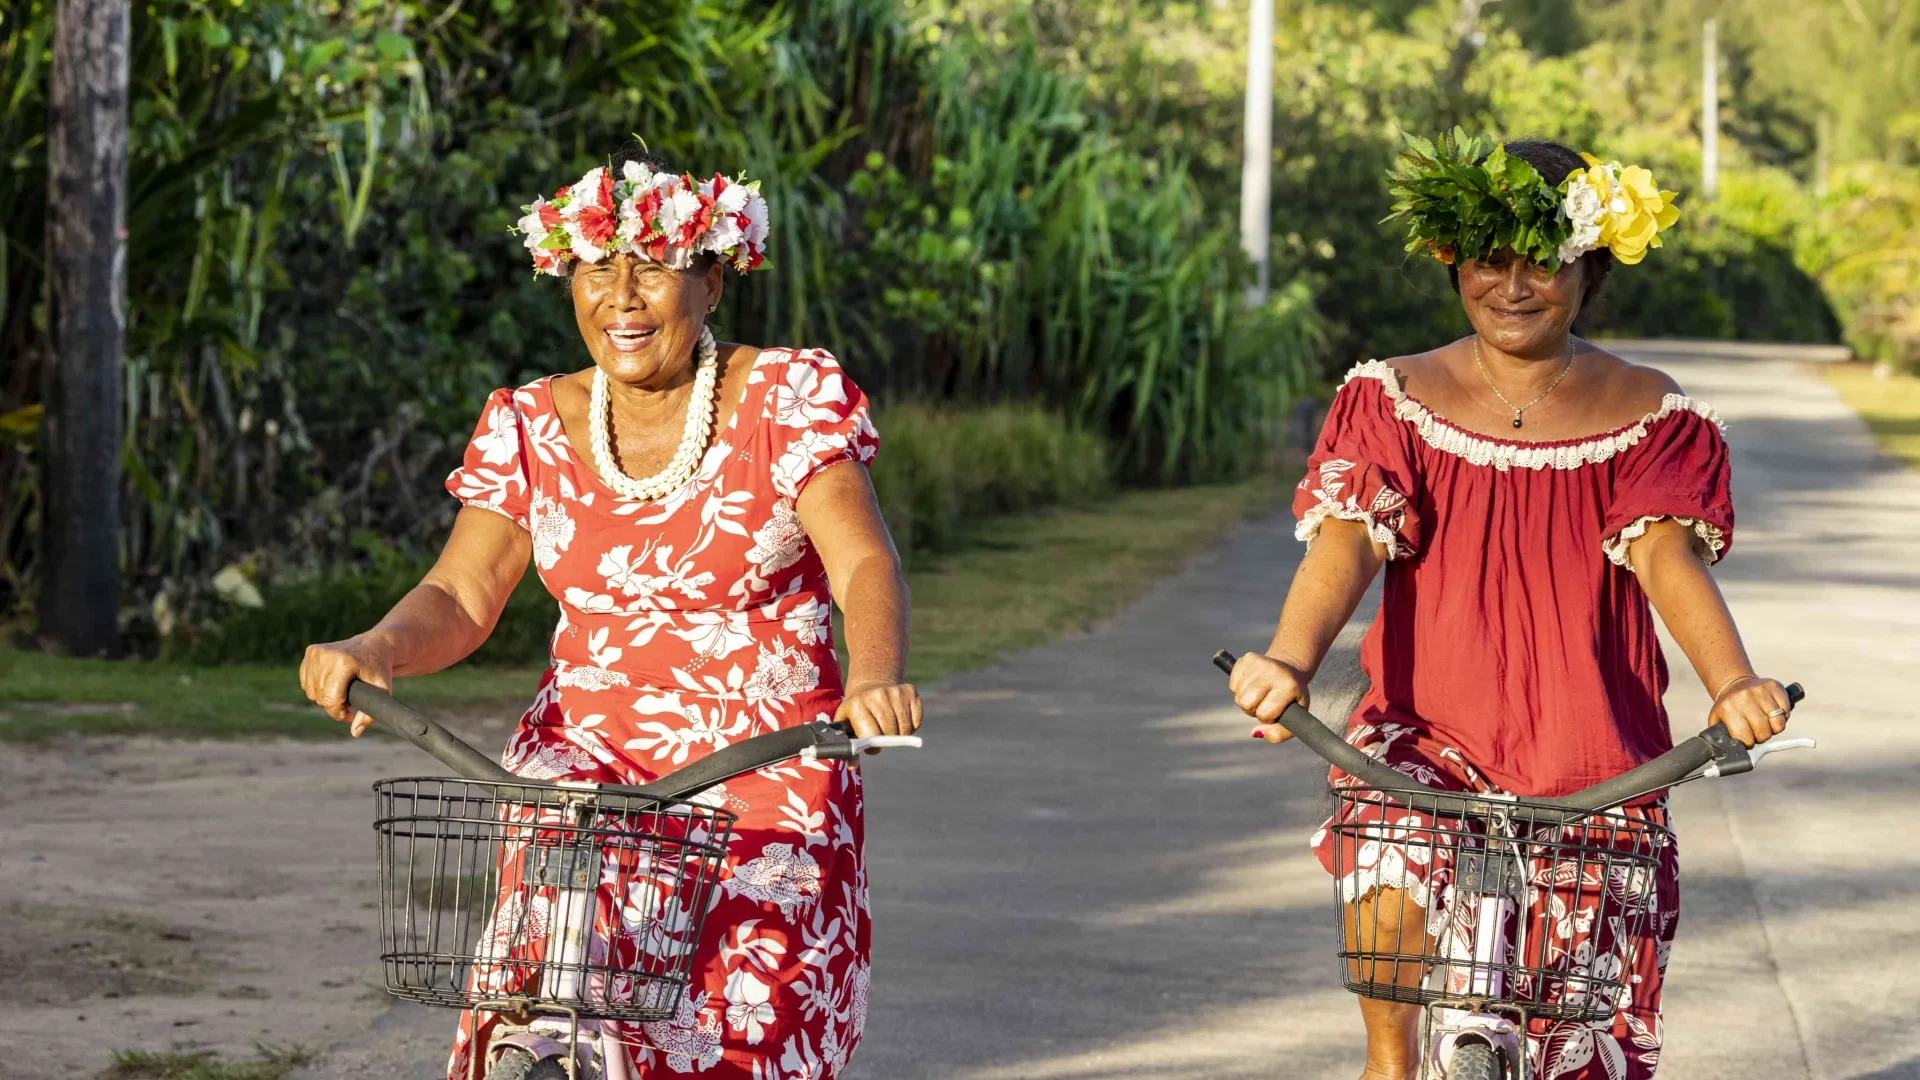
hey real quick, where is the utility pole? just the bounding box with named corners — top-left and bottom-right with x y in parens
top-left (1701, 17), bottom-right (1719, 202)
top-left (1239, 0), bottom-right (1274, 307)
top-left (1815, 110), bottom-right (1832, 198)
top-left (40, 0), bottom-right (130, 657)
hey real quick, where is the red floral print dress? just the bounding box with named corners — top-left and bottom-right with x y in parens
top-left (441, 348), bottom-right (879, 1079)
top-left (1295, 361), bottom-right (1735, 1080)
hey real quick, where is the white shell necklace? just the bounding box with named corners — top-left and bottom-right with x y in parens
top-left (587, 325), bottom-right (719, 502)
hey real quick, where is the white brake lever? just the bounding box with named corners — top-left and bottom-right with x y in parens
top-left (1749, 736), bottom-right (1816, 765)
top-left (850, 735), bottom-right (924, 753)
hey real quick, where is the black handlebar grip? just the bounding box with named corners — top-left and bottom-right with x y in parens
top-left (1213, 650), bottom-right (1430, 795)
top-left (345, 680), bottom-right (516, 783)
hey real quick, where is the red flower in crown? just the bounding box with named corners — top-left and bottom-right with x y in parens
top-left (631, 187), bottom-right (665, 240)
top-left (513, 156), bottom-right (773, 276)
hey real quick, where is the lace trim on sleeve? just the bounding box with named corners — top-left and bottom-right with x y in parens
top-left (1602, 514), bottom-right (1727, 570)
top-left (457, 497), bottom-right (528, 528)
top-left (1295, 458), bottom-right (1416, 561)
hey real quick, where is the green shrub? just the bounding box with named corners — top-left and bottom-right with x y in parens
top-left (181, 403), bottom-right (1109, 666)
top-left (869, 403), bottom-right (1111, 557)
top-left (175, 557), bottom-right (559, 667)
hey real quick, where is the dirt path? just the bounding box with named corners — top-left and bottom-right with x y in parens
top-left (0, 723), bottom-right (503, 1078)
top-left (4, 346), bottom-right (1916, 1079)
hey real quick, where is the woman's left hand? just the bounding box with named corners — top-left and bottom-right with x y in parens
top-left (1710, 675), bottom-right (1794, 747)
top-left (835, 681), bottom-right (924, 755)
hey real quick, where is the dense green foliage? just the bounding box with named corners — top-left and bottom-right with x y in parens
top-left (1384, 130), bottom-right (1580, 269)
top-left (0, 0), bottom-right (1322, 640)
top-left (945, 0), bottom-right (1914, 365)
top-left (870, 403), bottom-right (1111, 558)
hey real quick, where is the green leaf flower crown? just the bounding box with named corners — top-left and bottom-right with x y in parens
top-left (1383, 128), bottom-right (1681, 271)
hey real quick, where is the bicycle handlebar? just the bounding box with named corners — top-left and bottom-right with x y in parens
top-left (344, 679), bottom-right (892, 802)
top-left (347, 681), bottom-right (518, 783)
top-left (1212, 650), bottom-right (1806, 824)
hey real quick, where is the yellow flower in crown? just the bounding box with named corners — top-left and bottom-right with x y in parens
top-left (1575, 153), bottom-right (1680, 265)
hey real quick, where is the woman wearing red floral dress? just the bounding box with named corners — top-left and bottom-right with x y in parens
top-left (1227, 139), bottom-right (1797, 1080)
top-left (300, 151), bottom-right (922, 1079)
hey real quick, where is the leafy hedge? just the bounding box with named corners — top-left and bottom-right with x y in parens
top-left (179, 402), bottom-right (1111, 666)
top-left (0, 1), bottom-right (1323, 636)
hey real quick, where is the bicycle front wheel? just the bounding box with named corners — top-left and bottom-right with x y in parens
top-left (1447, 1041), bottom-right (1503, 1080)
top-left (484, 1051), bottom-right (578, 1080)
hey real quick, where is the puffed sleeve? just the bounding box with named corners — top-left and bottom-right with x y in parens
top-left (444, 387), bottom-right (532, 529)
top-left (767, 348), bottom-right (880, 499)
top-left (1601, 407), bottom-right (1732, 570)
top-left (1293, 372), bottom-right (1423, 560)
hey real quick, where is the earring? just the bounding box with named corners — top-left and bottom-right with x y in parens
top-left (707, 304), bottom-right (717, 314)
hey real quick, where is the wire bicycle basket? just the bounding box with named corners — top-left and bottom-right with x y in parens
top-left (373, 777), bottom-right (737, 1022)
top-left (1325, 784), bottom-right (1671, 1024)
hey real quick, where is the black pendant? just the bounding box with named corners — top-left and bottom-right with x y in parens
top-left (1512, 415), bottom-right (1524, 429)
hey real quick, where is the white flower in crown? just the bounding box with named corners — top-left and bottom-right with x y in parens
top-left (512, 154), bottom-right (772, 274)
top-left (713, 179), bottom-right (751, 215)
top-left (1556, 172), bottom-right (1607, 265)
top-left (659, 187), bottom-right (704, 242)
top-left (1564, 174), bottom-right (1605, 228)
top-left (561, 167), bottom-right (605, 219)
top-left (516, 197), bottom-right (551, 251)
top-left (743, 194), bottom-right (769, 249)
top-left (705, 211), bottom-right (746, 254)
top-left (566, 222), bottom-right (609, 263)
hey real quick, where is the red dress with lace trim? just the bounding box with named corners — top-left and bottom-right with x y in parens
top-left (441, 348), bottom-right (879, 1080)
top-left (1294, 360), bottom-right (1735, 1080)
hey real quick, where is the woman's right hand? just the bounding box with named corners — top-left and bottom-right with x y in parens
top-left (1230, 652), bottom-right (1313, 744)
top-left (300, 633), bottom-right (395, 737)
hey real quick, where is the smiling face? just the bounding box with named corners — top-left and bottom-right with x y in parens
top-left (1456, 249), bottom-right (1588, 358)
top-left (570, 253), bottom-right (727, 387)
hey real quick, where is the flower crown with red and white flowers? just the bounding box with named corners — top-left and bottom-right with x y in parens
top-left (513, 159), bottom-right (771, 277)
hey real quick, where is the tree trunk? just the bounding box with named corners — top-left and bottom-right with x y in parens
top-left (38, 0), bottom-right (130, 658)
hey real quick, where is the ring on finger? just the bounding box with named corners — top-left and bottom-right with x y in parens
top-left (1766, 708), bottom-right (1787, 718)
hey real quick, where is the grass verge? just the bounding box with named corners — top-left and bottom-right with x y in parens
top-left (1822, 362), bottom-right (1920, 471)
top-left (3, 477), bottom-right (1285, 742)
top-left (100, 1046), bottom-right (313, 1080)
top-left (898, 478), bottom-right (1283, 683)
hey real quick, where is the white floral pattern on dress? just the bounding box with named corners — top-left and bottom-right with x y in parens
top-left (723, 842), bottom-right (823, 915)
top-left (1295, 457), bottom-right (1417, 560)
top-left (528, 492), bottom-right (575, 569)
top-left (441, 349), bottom-right (878, 1080)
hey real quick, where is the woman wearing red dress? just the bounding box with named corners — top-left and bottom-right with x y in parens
top-left (299, 151), bottom-right (922, 1079)
top-left (1227, 139), bottom-right (1796, 1080)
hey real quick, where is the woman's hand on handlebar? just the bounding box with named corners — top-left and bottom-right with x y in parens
top-left (1711, 675), bottom-right (1795, 747)
top-left (1230, 653), bottom-right (1312, 744)
top-left (834, 681), bottom-right (923, 755)
top-left (301, 633), bottom-right (395, 737)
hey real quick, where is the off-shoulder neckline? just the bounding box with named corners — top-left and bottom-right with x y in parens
top-left (1342, 359), bottom-right (1725, 472)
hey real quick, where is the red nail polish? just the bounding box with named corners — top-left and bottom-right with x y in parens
top-left (1251, 731), bottom-right (1264, 739)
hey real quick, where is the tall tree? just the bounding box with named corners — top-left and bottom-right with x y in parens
top-left (39, 0), bottom-right (129, 657)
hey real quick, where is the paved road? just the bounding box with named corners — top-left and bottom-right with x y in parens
top-left (845, 350), bottom-right (1920, 1080)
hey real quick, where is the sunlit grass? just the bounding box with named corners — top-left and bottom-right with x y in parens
top-left (1823, 362), bottom-right (1920, 471)
top-left (3, 479), bottom-right (1284, 741)
top-left (899, 479), bottom-right (1285, 683)
top-left (0, 650), bottom-right (540, 743)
